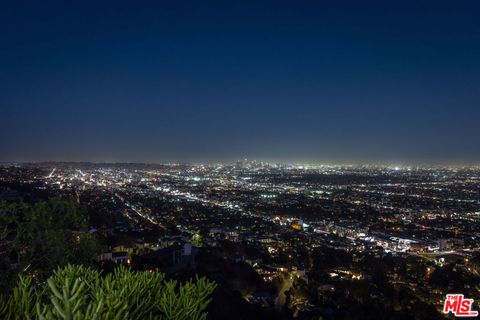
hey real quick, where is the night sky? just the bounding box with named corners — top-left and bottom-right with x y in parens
top-left (1, 1), bottom-right (479, 164)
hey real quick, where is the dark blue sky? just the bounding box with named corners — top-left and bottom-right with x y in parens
top-left (1, 1), bottom-right (479, 164)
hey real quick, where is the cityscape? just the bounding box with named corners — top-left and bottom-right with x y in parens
top-left (1, 1), bottom-right (480, 319)
top-left (1, 161), bottom-right (479, 318)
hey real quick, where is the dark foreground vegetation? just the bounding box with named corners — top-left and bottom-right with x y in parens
top-left (0, 198), bottom-right (100, 291)
top-left (0, 264), bottom-right (215, 320)
top-left (0, 198), bottom-right (215, 319)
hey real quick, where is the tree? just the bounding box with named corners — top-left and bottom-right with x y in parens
top-left (0, 264), bottom-right (216, 320)
top-left (191, 232), bottom-right (204, 247)
top-left (0, 198), bottom-right (102, 291)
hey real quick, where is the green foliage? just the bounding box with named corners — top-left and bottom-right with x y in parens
top-left (0, 264), bottom-right (216, 320)
top-left (191, 233), bottom-right (204, 247)
top-left (0, 275), bottom-right (42, 320)
top-left (0, 198), bottom-right (103, 290)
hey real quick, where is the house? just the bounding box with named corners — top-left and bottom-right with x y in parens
top-left (98, 251), bottom-right (129, 264)
top-left (136, 241), bottom-right (195, 272)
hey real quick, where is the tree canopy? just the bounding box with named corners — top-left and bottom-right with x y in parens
top-left (0, 198), bottom-right (101, 291)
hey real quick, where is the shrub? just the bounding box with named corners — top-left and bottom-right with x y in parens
top-left (0, 264), bottom-right (216, 320)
